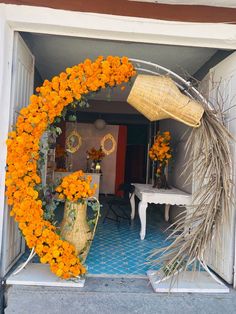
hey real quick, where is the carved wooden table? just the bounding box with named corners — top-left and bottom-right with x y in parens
top-left (130, 184), bottom-right (192, 240)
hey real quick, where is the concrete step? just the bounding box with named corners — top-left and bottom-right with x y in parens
top-left (4, 277), bottom-right (236, 314)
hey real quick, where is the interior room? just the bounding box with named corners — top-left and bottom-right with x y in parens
top-left (16, 31), bottom-right (233, 276)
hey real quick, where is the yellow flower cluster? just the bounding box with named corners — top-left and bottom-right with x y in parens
top-left (149, 131), bottom-right (172, 174)
top-left (56, 171), bottom-right (97, 202)
top-left (5, 56), bottom-right (136, 279)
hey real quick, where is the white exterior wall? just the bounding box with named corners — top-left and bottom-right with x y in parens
top-left (0, 17), bottom-right (14, 278)
top-left (0, 2), bottom-right (236, 280)
top-left (0, 4), bottom-right (236, 49)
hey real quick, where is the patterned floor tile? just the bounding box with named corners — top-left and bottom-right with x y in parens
top-left (85, 200), bottom-right (171, 275)
top-left (18, 199), bottom-right (172, 276)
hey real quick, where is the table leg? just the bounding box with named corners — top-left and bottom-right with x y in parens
top-left (130, 193), bottom-right (135, 220)
top-left (165, 204), bottom-right (170, 222)
top-left (138, 201), bottom-right (148, 240)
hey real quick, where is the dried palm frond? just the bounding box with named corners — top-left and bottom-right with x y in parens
top-left (149, 105), bottom-right (234, 278)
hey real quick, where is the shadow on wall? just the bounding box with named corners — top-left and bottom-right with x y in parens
top-left (160, 119), bottom-right (193, 223)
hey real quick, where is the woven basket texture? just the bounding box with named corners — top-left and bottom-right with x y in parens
top-left (127, 75), bottom-right (204, 127)
top-left (61, 201), bottom-right (92, 257)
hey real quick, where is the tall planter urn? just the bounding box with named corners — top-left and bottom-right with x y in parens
top-left (60, 201), bottom-right (92, 256)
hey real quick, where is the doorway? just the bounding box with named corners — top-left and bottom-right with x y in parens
top-left (125, 125), bottom-right (148, 184)
top-left (3, 29), bottom-right (236, 288)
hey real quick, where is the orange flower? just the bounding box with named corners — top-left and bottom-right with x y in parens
top-left (149, 131), bottom-right (172, 167)
top-left (86, 147), bottom-right (105, 161)
top-left (5, 56), bottom-right (136, 279)
top-left (56, 171), bottom-right (96, 203)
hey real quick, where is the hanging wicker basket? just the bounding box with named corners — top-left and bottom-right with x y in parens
top-left (127, 75), bottom-right (204, 128)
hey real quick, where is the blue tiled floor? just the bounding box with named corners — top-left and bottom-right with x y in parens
top-left (18, 199), bottom-right (171, 276)
top-left (85, 199), bottom-right (171, 275)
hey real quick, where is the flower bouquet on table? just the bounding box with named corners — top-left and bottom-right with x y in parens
top-left (149, 131), bottom-right (172, 189)
top-left (56, 170), bottom-right (100, 260)
top-left (86, 146), bottom-right (105, 173)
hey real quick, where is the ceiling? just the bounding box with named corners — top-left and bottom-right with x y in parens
top-left (22, 32), bottom-right (220, 102)
top-left (21, 33), bottom-right (219, 80)
top-left (21, 32), bottom-right (235, 121)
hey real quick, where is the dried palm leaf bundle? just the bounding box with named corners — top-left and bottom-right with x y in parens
top-left (149, 105), bottom-right (234, 278)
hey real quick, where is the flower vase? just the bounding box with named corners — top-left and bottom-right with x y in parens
top-left (60, 201), bottom-right (92, 257)
top-left (153, 166), bottom-right (170, 189)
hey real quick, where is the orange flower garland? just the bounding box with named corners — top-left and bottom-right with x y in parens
top-left (56, 171), bottom-right (97, 203)
top-left (149, 131), bottom-right (172, 174)
top-left (5, 56), bottom-right (136, 279)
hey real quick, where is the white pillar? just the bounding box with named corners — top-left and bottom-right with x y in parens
top-left (0, 14), bottom-right (14, 277)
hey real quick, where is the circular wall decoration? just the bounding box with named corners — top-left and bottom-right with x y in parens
top-left (66, 130), bottom-right (82, 153)
top-left (101, 133), bottom-right (116, 155)
top-left (5, 56), bottom-right (136, 279)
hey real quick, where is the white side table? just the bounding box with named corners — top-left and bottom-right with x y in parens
top-left (130, 184), bottom-right (192, 240)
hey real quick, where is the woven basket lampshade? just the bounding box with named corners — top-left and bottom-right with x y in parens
top-left (127, 75), bottom-right (204, 128)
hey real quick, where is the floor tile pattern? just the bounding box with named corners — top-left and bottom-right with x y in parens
top-left (19, 200), bottom-right (171, 276)
top-left (85, 202), bottom-right (170, 275)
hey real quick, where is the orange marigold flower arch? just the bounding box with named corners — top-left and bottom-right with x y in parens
top-left (5, 56), bottom-right (136, 279)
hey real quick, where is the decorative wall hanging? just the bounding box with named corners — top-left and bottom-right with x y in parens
top-left (66, 130), bottom-right (82, 153)
top-left (101, 133), bottom-right (116, 156)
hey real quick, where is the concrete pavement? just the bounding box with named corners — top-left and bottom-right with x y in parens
top-left (5, 276), bottom-right (236, 314)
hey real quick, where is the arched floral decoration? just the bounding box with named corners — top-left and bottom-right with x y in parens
top-left (5, 56), bottom-right (136, 279)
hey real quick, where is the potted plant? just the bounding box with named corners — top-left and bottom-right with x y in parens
top-left (86, 147), bottom-right (105, 173)
top-left (56, 170), bottom-right (98, 260)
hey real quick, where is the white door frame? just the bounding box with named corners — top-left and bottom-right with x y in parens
top-left (0, 17), bottom-right (14, 278)
top-left (1, 3), bottom-right (236, 279)
top-left (1, 32), bottom-right (35, 277)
